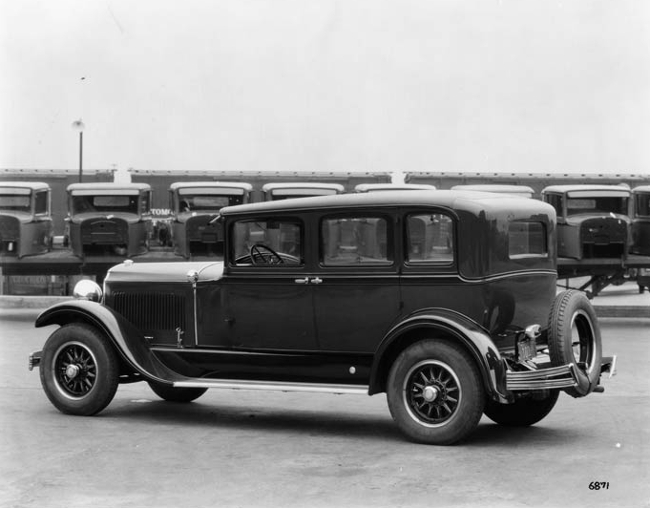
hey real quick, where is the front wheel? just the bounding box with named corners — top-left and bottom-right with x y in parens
top-left (148, 382), bottom-right (207, 403)
top-left (484, 390), bottom-right (559, 426)
top-left (387, 340), bottom-right (485, 445)
top-left (40, 323), bottom-right (119, 416)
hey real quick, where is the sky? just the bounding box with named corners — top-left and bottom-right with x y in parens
top-left (1, 0), bottom-right (649, 176)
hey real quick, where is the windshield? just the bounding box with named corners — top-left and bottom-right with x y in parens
top-left (72, 194), bottom-right (139, 215)
top-left (177, 194), bottom-right (244, 212)
top-left (566, 196), bottom-right (628, 216)
top-left (0, 194), bottom-right (31, 213)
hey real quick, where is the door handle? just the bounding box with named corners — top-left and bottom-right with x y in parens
top-left (310, 277), bottom-right (323, 285)
top-left (294, 277), bottom-right (309, 284)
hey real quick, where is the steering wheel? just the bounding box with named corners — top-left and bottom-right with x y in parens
top-left (250, 244), bottom-right (284, 265)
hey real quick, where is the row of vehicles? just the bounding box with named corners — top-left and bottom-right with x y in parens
top-left (1, 180), bottom-right (649, 263)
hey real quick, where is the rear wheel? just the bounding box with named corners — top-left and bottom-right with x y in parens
top-left (547, 290), bottom-right (602, 397)
top-left (148, 382), bottom-right (207, 403)
top-left (484, 390), bottom-right (559, 426)
top-left (40, 323), bottom-right (119, 416)
top-left (387, 340), bottom-right (484, 445)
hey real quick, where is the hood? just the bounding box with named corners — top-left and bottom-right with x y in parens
top-left (174, 211), bottom-right (220, 223)
top-left (0, 211), bottom-right (32, 223)
top-left (105, 260), bottom-right (224, 283)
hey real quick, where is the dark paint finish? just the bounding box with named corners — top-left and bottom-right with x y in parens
top-left (38, 190), bottom-right (563, 401)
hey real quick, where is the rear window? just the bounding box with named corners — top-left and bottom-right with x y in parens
top-left (509, 221), bottom-right (547, 258)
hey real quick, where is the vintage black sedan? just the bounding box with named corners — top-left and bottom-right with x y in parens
top-left (29, 191), bottom-right (616, 444)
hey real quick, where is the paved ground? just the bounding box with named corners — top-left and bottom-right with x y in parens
top-left (0, 306), bottom-right (648, 508)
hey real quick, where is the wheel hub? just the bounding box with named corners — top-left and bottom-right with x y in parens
top-left (65, 364), bottom-right (81, 379)
top-left (422, 385), bottom-right (440, 402)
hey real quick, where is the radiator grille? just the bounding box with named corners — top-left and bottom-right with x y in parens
top-left (111, 292), bottom-right (186, 331)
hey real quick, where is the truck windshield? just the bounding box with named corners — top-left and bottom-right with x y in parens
top-left (0, 194), bottom-right (31, 213)
top-left (566, 197), bottom-right (628, 216)
top-left (72, 195), bottom-right (139, 215)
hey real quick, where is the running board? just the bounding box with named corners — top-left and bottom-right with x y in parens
top-left (174, 378), bottom-right (369, 395)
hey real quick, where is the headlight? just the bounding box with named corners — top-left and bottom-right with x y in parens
top-left (73, 279), bottom-right (103, 302)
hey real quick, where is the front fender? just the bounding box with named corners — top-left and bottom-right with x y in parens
top-left (369, 308), bottom-right (510, 402)
top-left (35, 300), bottom-right (180, 384)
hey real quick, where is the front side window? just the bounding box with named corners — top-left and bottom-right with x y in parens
top-left (545, 194), bottom-right (564, 217)
top-left (34, 191), bottom-right (48, 215)
top-left (635, 193), bottom-right (650, 218)
top-left (231, 218), bottom-right (303, 266)
top-left (508, 221), bottom-right (547, 258)
top-left (406, 213), bottom-right (454, 264)
top-left (321, 216), bottom-right (390, 266)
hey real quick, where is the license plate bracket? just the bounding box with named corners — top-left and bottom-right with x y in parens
top-left (516, 336), bottom-right (537, 362)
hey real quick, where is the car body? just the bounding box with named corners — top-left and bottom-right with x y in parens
top-left (30, 190), bottom-right (615, 445)
top-left (354, 183), bottom-right (437, 192)
top-left (262, 182), bottom-right (345, 200)
top-left (0, 182), bottom-right (53, 257)
top-left (451, 184), bottom-right (535, 199)
top-left (541, 185), bottom-right (631, 259)
top-left (65, 183), bottom-right (152, 257)
top-left (169, 182), bottom-right (253, 258)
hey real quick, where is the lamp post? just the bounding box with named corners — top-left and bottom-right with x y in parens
top-left (71, 119), bottom-right (85, 182)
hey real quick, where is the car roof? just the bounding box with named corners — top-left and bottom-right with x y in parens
top-left (354, 183), bottom-right (437, 192)
top-left (169, 181), bottom-right (253, 191)
top-left (451, 184), bottom-right (534, 193)
top-left (632, 185), bottom-right (650, 193)
top-left (542, 184), bottom-right (631, 195)
top-left (0, 181), bottom-right (50, 191)
top-left (67, 182), bottom-right (151, 192)
top-left (262, 182), bottom-right (345, 192)
top-left (220, 189), bottom-right (551, 217)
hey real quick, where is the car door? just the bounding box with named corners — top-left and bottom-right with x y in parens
top-left (312, 212), bottom-right (402, 353)
top-left (221, 216), bottom-right (318, 351)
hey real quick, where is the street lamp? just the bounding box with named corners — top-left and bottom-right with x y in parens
top-left (71, 119), bottom-right (85, 182)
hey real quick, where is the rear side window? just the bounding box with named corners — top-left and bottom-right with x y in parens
top-left (321, 216), bottom-right (391, 266)
top-left (508, 221), bottom-right (547, 258)
top-left (405, 213), bottom-right (454, 264)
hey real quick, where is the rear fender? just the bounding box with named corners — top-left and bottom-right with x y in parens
top-left (35, 300), bottom-right (178, 384)
top-left (369, 308), bottom-right (510, 402)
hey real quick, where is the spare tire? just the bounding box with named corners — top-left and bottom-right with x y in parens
top-left (547, 290), bottom-right (602, 397)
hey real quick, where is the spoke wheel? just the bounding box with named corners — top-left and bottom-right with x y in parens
top-left (387, 340), bottom-right (484, 445)
top-left (53, 342), bottom-right (98, 399)
top-left (404, 360), bottom-right (461, 427)
top-left (40, 323), bottom-right (119, 416)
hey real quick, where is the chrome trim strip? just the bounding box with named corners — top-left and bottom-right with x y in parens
top-left (174, 378), bottom-right (369, 395)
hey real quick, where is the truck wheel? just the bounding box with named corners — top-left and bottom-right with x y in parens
top-left (547, 290), bottom-right (602, 397)
top-left (484, 390), bottom-right (559, 426)
top-left (148, 382), bottom-right (207, 403)
top-left (387, 340), bottom-right (484, 445)
top-left (40, 323), bottom-right (119, 416)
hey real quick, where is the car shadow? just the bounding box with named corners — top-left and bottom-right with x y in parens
top-left (98, 397), bottom-right (583, 446)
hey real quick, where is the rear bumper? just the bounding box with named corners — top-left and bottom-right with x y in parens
top-left (506, 355), bottom-right (616, 393)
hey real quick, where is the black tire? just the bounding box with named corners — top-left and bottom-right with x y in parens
top-left (387, 340), bottom-right (485, 445)
top-left (40, 323), bottom-right (119, 416)
top-left (484, 390), bottom-right (559, 426)
top-left (639, 285), bottom-right (645, 294)
top-left (547, 290), bottom-right (602, 397)
top-left (148, 382), bottom-right (207, 403)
